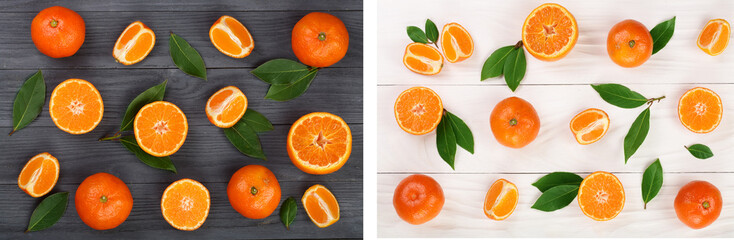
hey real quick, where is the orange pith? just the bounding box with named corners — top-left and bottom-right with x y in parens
top-left (210, 15), bottom-right (254, 58)
top-left (578, 171), bottom-right (625, 221)
top-left (205, 86), bottom-right (248, 128)
top-left (394, 87), bottom-right (443, 135)
top-left (302, 184), bottom-right (340, 228)
top-left (134, 101), bottom-right (188, 157)
top-left (570, 108), bottom-right (610, 145)
top-left (440, 23), bottom-right (474, 63)
top-left (678, 87), bottom-right (723, 134)
top-left (522, 3), bottom-right (578, 61)
top-left (49, 79), bottom-right (103, 134)
top-left (113, 21), bottom-right (155, 65)
top-left (403, 43), bottom-right (444, 75)
top-left (161, 179), bottom-right (210, 231)
top-left (698, 19), bottom-right (730, 56)
top-left (287, 112), bottom-right (352, 175)
top-left (18, 152), bottom-right (59, 198)
top-left (483, 179), bottom-right (518, 221)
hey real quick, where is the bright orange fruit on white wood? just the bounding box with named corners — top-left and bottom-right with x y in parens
top-left (403, 43), bottom-right (443, 75)
top-left (18, 152), bottom-right (59, 198)
top-left (134, 101), bottom-right (188, 157)
top-left (394, 86), bottom-right (443, 135)
top-left (49, 79), bottom-right (104, 134)
top-left (113, 21), bottom-right (155, 65)
top-left (205, 86), bottom-right (248, 128)
top-left (522, 3), bottom-right (578, 61)
top-left (302, 184), bottom-right (340, 228)
top-left (569, 108), bottom-right (610, 145)
top-left (578, 171), bottom-right (625, 221)
top-left (440, 22), bottom-right (474, 63)
top-left (210, 15), bottom-right (254, 58)
top-left (483, 179), bottom-right (518, 221)
top-left (678, 87), bottom-right (723, 134)
top-left (697, 19), bottom-right (730, 56)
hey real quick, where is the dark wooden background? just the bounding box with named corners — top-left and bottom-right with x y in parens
top-left (0, 1), bottom-right (363, 239)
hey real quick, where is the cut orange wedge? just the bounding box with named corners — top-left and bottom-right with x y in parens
top-left (522, 3), bottom-right (578, 61)
top-left (134, 101), bottom-right (188, 157)
top-left (403, 43), bottom-right (443, 75)
top-left (302, 184), bottom-right (340, 228)
top-left (113, 21), bottom-right (155, 65)
top-left (205, 86), bottom-right (248, 128)
top-left (18, 152), bottom-right (59, 198)
top-left (570, 108), bottom-right (610, 145)
top-left (49, 79), bottom-right (104, 134)
top-left (698, 19), bottom-right (730, 56)
top-left (441, 23), bottom-right (474, 63)
top-left (578, 171), bottom-right (625, 221)
top-left (394, 86), bottom-right (443, 135)
top-left (210, 15), bottom-right (254, 58)
top-left (287, 112), bottom-right (352, 175)
top-left (483, 179), bottom-right (518, 221)
top-left (161, 179), bottom-right (210, 231)
top-left (678, 87), bottom-right (723, 134)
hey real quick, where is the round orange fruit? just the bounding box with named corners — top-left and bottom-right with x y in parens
top-left (674, 180), bottom-right (722, 229)
top-left (302, 184), bottom-right (340, 228)
top-left (490, 97), bottom-right (540, 148)
top-left (205, 86), bottom-right (248, 128)
top-left (521, 3), bottom-right (578, 61)
top-left (483, 179), bottom-right (519, 221)
top-left (210, 15), bottom-right (254, 58)
top-left (607, 19), bottom-right (653, 68)
top-left (227, 165), bottom-right (281, 219)
top-left (49, 79), bottom-right (103, 135)
top-left (18, 152), bottom-right (59, 198)
top-left (113, 21), bottom-right (155, 65)
top-left (394, 86), bottom-right (443, 135)
top-left (393, 174), bottom-right (444, 225)
top-left (403, 43), bottom-right (443, 75)
top-left (440, 23), bottom-right (474, 63)
top-left (287, 112), bottom-right (352, 175)
top-left (292, 12), bottom-right (349, 68)
top-left (678, 87), bottom-right (722, 133)
top-left (697, 19), bottom-right (730, 56)
top-left (31, 6), bottom-right (85, 58)
top-left (75, 173), bottom-right (133, 230)
top-left (134, 101), bottom-right (188, 157)
top-left (578, 171), bottom-right (625, 221)
top-left (161, 179), bottom-right (210, 231)
top-left (569, 108), bottom-right (610, 145)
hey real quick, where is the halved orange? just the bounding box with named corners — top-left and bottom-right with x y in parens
top-left (394, 87), bottom-right (443, 135)
top-left (210, 15), bottom-right (254, 58)
top-left (302, 184), bottom-right (340, 228)
top-left (403, 43), bottom-right (443, 75)
top-left (287, 112), bottom-right (352, 175)
top-left (49, 79), bottom-right (103, 134)
top-left (578, 171), bottom-right (625, 221)
top-left (570, 108), bottom-right (610, 145)
top-left (161, 179), bottom-right (210, 231)
top-left (134, 101), bottom-right (188, 157)
top-left (483, 179), bottom-right (518, 221)
top-left (18, 152), bottom-right (59, 198)
top-left (205, 86), bottom-right (248, 128)
top-left (697, 19), bottom-right (730, 56)
top-left (113, 21), bottom-right (155, 65)
top-left (522, 3), bottom-right (578, 61)
top-left (441, 22), bottom-right (474, 63)
top-left (678, 87), bottom-right (723, 133)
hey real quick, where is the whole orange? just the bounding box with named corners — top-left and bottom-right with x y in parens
top-left (607, 19), bottom-right (652, 68)
top-left (490, 97), bottom-right (540, 148)
top-left (227, 165), bottom-right (281, 219)
top-left (31, 6), bottom-right (85, 58)
top-left (75, 173), bottom-right (133, 230)
top-left (393, 174), bottom-right (444, 225)
top-left (292, 12), bottom-right (349, 68)
top-left (674, 180), bottom-right (722, 229)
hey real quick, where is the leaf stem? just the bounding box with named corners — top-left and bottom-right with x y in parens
top-left (98, 131), bottom-right (122, 141)
top-left (646, 96), bottom-right (666, 106)
top-left (8, 129), bottom-right (15, 136)
top-left (514, 40), bottom-right (524, 49)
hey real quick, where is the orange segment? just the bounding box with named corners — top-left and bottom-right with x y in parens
top-left (287, 112), bottom-right (352, 175)
top-left (49, 79), bottom-right (103, 134)
top-left (698, 19), bottom-right (730, 56)
top-left (578, 171), bottom-right (625, 221)
top-left (113, 21), bottom-right (155, 65)
top-left (302, 184), bottom-right (340, 228)
top-left (570, 108), bottom-right (610, 145)
top-left (678, 87), bottom-right (723, 134)
top-left (403, 43), bottom-right (443, 75)
top-left (522, 3), bottom-right (578, 61)
top-left (210, 15), bottom-right (254, 58)
top-left (18, 152), bottom-right (59, 198)
top-left (134, 101), bottom-right (188, 157)
top-left (441, 23), bottom-right (474, 63)
top-left (394, 87), bottom-right (443, 135)
top-left (205, 86), bottom-right (248, 128)
top-left (161, 179), bottom-right (210, 231)
top-left (483, 179), bottom-right (518, 221)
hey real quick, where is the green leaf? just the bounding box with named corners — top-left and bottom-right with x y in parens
top-left (170, 33), bottom-right (207, 80)
top-left (503, 47), bottom-right (526, 92)
top-left (279, 197), bottom-right (297, 230)
top-left (641, 159), bottom-right (663, 209)
top-left (444, 111), bottom-right (473, 154)
top-left (532, 172), bottom-right (583, 192)
top-left (242, 109), bottom-right (274, 133)
top-left (407, 26), bottom-right (428, 43)
top-left (531, 185), bottom-right (579, 212)
top-left (685, 144), bottom-right (714, 159)
top-left (480, 45), bottom-right (514, 80)
top-left (27, 192), bottom-right (68, 232)
top-left (224, 120), bottom-right (267, 160)
top-left (119, 136), bottom-right (177, 173)
top-left (265, 68), bottom-right (318, 101)
top-left (436, 113), bottom-right (456, 170)
top-left (251, 59), bottom-right (312, 85)
top-left (120, 80), bottom-right (167, 131)
top-left (10, 70), bottom-right (45, 136)
top-left (624, 108), bottom-right (651, 163)
top-left (590, 84), bottom-right (648, 109)
top-left (650, 16), bottom-right (676, 55)
top-left (425, 19), bottom-right (439, 43)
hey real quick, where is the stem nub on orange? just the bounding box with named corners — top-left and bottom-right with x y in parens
top-left (161, 179), bottom-right (210, 231)
top-left (483, 179), bottom-right (518, 221)
top-left (134, 101), bottom-right (188, 157)
top-left (75, 173), bottom-right (133, 230)
top-left (393, 174), bottom-right (444, 225)
top-left (205, 86), bottom-right (248, 128)
top-left (674, 180), bottom-right (722, 229)
top-left (302, 184), bottom-right (340, 228)
top-left (697, 19), bottom-right (730, 56)
top-left (31, 6), bottom-right (85, 58)
top-left (227, 165), bottom-right (281, 219)
top-left (570, 108), bottom-right (610, 145)
top-left (490, 97), bottom-right (540, 148)
top-left (113, 21), bottom-right (155, 65)
top-left (287, 112), bottom-right (352, 175)
top-left (577, 171), bottom-right (625, 221)
top-left (49, 79), bottom-right (104, 135)
top-left (210, 15), bottom-right (254, 59)
top-left (607, 19), bottom-right (653, 68)
top-left (678, 87), bottom-right (723, 134)
top-left (292, 12), bottom-right (349, 68)
top-left (521, 3), bottom-right (578, 61)
top-left (440, 23), bottom-right (474, 63)
top-left (18, 152), bottom-right (59, 198)
top-left (394, 86), bottom-right (443, 135)
top-left (403, 43), bottom-right (443, 75)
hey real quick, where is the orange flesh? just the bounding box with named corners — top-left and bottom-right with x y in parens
top-left (441, 23), bottom-right (473, 62)
top-left (403, 43), bottom-right (443, 74)
top-left (135, 102), bottom-right (187, 156)
top-left (116, 24), bottom-right (141, 50)
top-left (114, 22), bottom-right (155, 64)
top-left (162, 179), bottom-right (210, 230)
top-left (578, 172), bottom-right (625, 221)
top-left (206, 86), bottom-right (247, 127)
top-left (698, 19), bottom-right (730, 55)
top-left (394, 87), bottom-right (443, 135)
top-left (303, 185), bottom-right (339, 227)
top-left (18, 153), bottom-right (59, 197)
top-left (570, 109), bottom-right (609, 144)
top-left (50, 79), bottom-right (103, 134)
top-left (679, 87), bottom-right (722, 133)
top-left (210, 16), bottom-right (253, 58)
top-left (523, 4), bottom-right (577, 60)
top-left (483, 179), bottom-right (518, 220)
top-left (290, 115), bottom-right (350, 168)
top-left (125, 33), bottom-right (154, 61)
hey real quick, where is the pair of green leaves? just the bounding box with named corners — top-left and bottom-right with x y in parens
top-left (170, 33), bottom-right (207, 80)
top-left (642, 159), bottom-right (663, 209)
top-left (436, 111), bottom-right (474, 169)
top-left (685, 144), bottom-right (714, 159)
top-left (223, 109), bottom-right (274, 160)
top-left (530, 172), bottom-right (583, 211)
top-left (406, 19), bottom-right (439, 47)
top-left (279, 197), bottom-right (297, 229)
top-left (26, 192), bottom-right (69, 232)
top-left (650, 17), bottom-right (676, 55)
top-left (251, 59), bottom-right (320, 101)
top-left (480, 41), bottom-right (527, 92)
top-left (10, 71), bottom-right (45, 136)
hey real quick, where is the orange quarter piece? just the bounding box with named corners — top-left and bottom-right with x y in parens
top-left (697, 19), bottom-right (730, 56)
top-left (210, 15), bottom-right (254, 58)
top-left (394, 87), bottom-right (443, 135)
top-left (440, 23), bottom-right (474, 63)
top-left (403, 43), bottom-right (443, 75)
top-left (302, 184), bottom-right (340, 228)
top-left (113, 21), bottom-right (155, 65)
top-left (522, 3), bottom-right (578, 61)
top-left (18, 152), bottom-right (59, 198)
top-left (678, 87), bottom-right (723, 133)
top-left (570, 108), bottom-right (610, 145)
top-left (134, 101), bottom-right (188, 157)
top-left (205, 86), bottom-right (248, 128)
top-left (49, 79), bottom-right (104, 134)
top-left (287, 112), bottom-right (352, 175)
top-left (483, 179), bottom-right (519, 221)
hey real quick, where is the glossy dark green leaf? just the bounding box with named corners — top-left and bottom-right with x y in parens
top-left (591, 84), bottom-right (648, 109)
top-left (531, 185), bottom-right (579, 212)
top-left (224, 120), bottom-right (266, 160)
top-left (119, 136), bottom-right (176, 173)
top-left (685, 144), bottom-right (713, 159)
top-left (265, 68), bottom-right (318, 101)
top-left (242, 109), bottom-right (274, 133)
top-left (641, 159), bottom-right (663, 209)
top-left (480, 45), bottom-right (514, 80)
top-left (436, 114), bottom-right (456, 170)
top-left (251, 59), bottom-right (312, 85)
top-left (425, 19), bottom-right (439, 43)
top-left (444, 111), bottom-right (473, 154)
top-left (279, 197), bottom-right (297, 230)
top-left (170, 33), bottom-right (207, 80)
top-left (624, 108), bottom-right (651, 163)
top-left (650, 16), bottom-right (676, 55)
top-left (10, 70), bottom-right (45, 136)
top-left (503, 47), bottom-right (526, 92)
top-left (532, 172), bottom-right (583, 192)
top-left (407, 26), bottom-right (428, 43)
top-left (120, 80), bottom-right (167, 131)
top-left (27, 192), bottom-right (68, 232)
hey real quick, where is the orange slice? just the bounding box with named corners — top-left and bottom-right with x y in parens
top-left (570, 108), bottom-right (610, 145)
top-left (161, 179), bottom-right (210, 231)
top-left (678, 87), bottom-right (723, 133)
top-left (302, 184), bottom-right (340, 228)
top-left (697, 19), bottom-right (730, 56)
top-left (49, 79), bottom-right (103, 134)
top-left (441, 22), bottom-right (474, 63)
top-left (210, 15), bottom-right (254, 58)
top-left (18, 152), bottom-right (59, 198)
top-left (578, 171), bottom-right (625, 221)
top-left (522, 3), bottom-right (578, 61)
top-left (134, 101), bottom-right (188, 157)
top-left (483, 179), bottom-right (518, 221)
top-left (403, 43), bottom-right (443, 75)
top-left (394, 86), bottom-right (443, 135)
top-left (113, 21), bottom-right (155, 65)
top-left (205, 86), bottom-right (248, 128)
top-left (287, 112), bottom-right (352, 175)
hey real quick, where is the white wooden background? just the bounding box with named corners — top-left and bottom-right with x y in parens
top-left (376, 0), bottom-right (734, 237)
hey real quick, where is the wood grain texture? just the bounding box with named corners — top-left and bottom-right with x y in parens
top-left (0, 0), bottom-right (362, 12)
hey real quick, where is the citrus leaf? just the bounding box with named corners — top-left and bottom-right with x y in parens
top-left (503, 47), bottom-right (526, 92)
top-left (624, 108), bottom-right (651, 163)
top-left (641, 158), bottom-right (663, 209)
top-left (224, 120), bottom-right (266, 160)
top-left (251, 59), bottom-right (312, 85)
top-left (531, 185), bottom-right (579, 212)
top-left (120, 80), bottom-right (167, 131)
top-left (279, 197), bottom-right (297, 230)
top-left (407, 26), bottom-right (428, 43)
top-left (170, 33), bottom-right (207, 80)
top-left (444, 111), bottom-right (473, 154)
top-left (591, 84), bottom-right (648, 109)
top-left (532, 172), bottom-right (583, 192)
top-left (650, 16), bottom-right (676, 55)
top-left (10, 70), bottom-right (45, 136)
top-left (685, 144), bottom-right (713, 159)
top-left (265, 68), bottom-right (318, 101)
top-left (119, 136), bottom-right (176, 173)
top-left (242, 109), bottom-right (274, 133)
top-left (480, 45), bottom-right (514, 80)
top-left (425, 19), bottom-right (439, 43)
top-left (27, 192), bottom-right (68, 232)
top-left (436, 113), bottom-right (456, 170)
